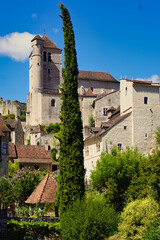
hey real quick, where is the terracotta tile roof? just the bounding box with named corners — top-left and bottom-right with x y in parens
top-left (85, 112), bottom-right (131, 142)
top-left (18, 158), bottom-right (52, 164)
top-left (108, 106), bottom-right (120, 119)
top-left (0, 114), bottom-right (11, 136)
top-left (25, 173), bottom-right (57, 203)
top-left (90, 127), bottom-right (101, 133)
top-left (16, 145), bottom-right (51, 159)
top-left (108, 106), bottom-right (116, 112)
top-left (78, 70), bottom-right (118, 83)
top-left (125, 79), bottom-right (159, 86)
top-left (42, 34), bottom-right (62, 50)
top-left (84, 88), bottom-right (96, 97)
top-left (9, 143), bottom-right (17, 158)
top-left (30, 124), bottom-right (47, 135)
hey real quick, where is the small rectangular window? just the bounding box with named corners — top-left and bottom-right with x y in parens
top-left (124, 126), bottom-right (127, 130)
top-left (2, 143), bottom-right (7, 154)
top-left (103, 108), bottom-right (108, 116)
top-left (144, 97), bottom-right (148, 104)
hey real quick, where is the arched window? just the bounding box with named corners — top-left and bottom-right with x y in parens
top-left (48, 52), bottom-right (51, 62)
top-left (43, 51), bottom-right (46, 62)
top-left (51, 99), bottom-right (55, 107)
top-left (48, 145), bottom-right (51, 150)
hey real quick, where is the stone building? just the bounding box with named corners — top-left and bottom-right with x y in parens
top-left (6, 118), bottom-right (24, 145)
top-left (26, 34), bottom-right (120, 127)
top-left (0, 98), bottom-right (26, 118)
top-left (0, 114), bottom-right (10, 177)
top-left (84, 79), bottom-right (160, 179)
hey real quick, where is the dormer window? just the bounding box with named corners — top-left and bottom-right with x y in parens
top-left (43, 51), bottom-right (46, 62)
top-left (48, 52), bottom-right (51, 62)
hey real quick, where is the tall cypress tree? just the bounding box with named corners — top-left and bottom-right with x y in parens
top-left (57, 3), bottom-right (85, 214)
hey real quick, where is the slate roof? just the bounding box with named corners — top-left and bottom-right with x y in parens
top-left (78, 70), bottom-right (118, 83)
top-left (25, 173), bottom-right (57, 203)
top-left (0, 114), bottom-right (10, 136)
top-left (30, 124), bottom-right (47, 135)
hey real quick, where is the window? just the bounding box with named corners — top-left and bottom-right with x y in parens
top-left (85, 147), bottom-right (89, 156)
top-left (96, 143), bottom-right (100, 152)
top-left (35, 135), bottom-right (37, 138)
top-left (118, 143), bottom-right (122, 150)
top-left (43, 51), bottom-right (46, 61)
top-left (145, 133), bottom-right (148, 138)
top-left (48, 145), bottom-right (51, 150)
top-left (2, 143), bottom-right (7, 154)
top-left (124, 126), bottom-right (127, 130)
top-left (37, 62), bottom-right (40, 66)
top-left (125, 87), bottom-right (127, 96)
top-left (144, 97), bottom-right (148, 104)
top-left (91, 87), bottom-right (93, 92)
top-left (48, 69), bottom-right (50, 74)
top-left (103, 108), bottom-right (108, 116)
top-left (48, 52), bottom-right (51, 62)
top-left (51, 99), bottom-right (55, 107)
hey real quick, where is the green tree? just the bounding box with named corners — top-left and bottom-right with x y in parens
top-left (118, 197), bottom-right (159, 240)
top-left (88, 114), bottom-right (95, 127)
top-left (57, 3), bottom-right (85, 214)
top-left (8, 159), bottom-right (19, 178)
top-left (90, 147), bottom-right (145, 211)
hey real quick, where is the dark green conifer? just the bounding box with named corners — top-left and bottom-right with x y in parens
top-left (57, 3), bottom-right (85, 214)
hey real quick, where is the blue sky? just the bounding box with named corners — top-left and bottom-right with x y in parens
top-left (0, 0), bottom-right (160, 102)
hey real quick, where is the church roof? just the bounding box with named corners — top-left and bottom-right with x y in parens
top-left (42, 34), bottom-right (62, 50)
top-left (25, 173), bottom-right (57, 204)
top-left (31, 34), bottom-right (43, 42)
top-left (78, 70), bottom-right (118, 83)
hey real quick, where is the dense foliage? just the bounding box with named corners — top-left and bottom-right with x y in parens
top-left (60, 197), bottom-right (118, 240)
top-left (8, 159), bottom-right (19, 178)
top-left (143, 217), bottom-right (160, 240)
top-left (90, 147), bottom-right (144, 211)
top-left (0, 177), bottom-right (15, 206)
top-left (3, 114), bottom-right (15, 120)
top-left (12, 167), bottom-right (45, 205)
top-left (57, 3), bottom-right (85, 214)
top-left (45, 122), bottom-right (61, 134)
top-left (7, 220), bottom-right (60, 240)
top-left (118, 197), bottom-right (159, 240)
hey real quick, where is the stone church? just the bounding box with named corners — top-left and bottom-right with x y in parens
top-left (26, 34), bottom-right (120, 128)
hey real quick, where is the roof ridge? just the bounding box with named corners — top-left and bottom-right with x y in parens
top-left (39, 173), bottom-right (49, 203)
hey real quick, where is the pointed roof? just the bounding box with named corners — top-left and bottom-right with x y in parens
top-left (25, 173), bottom-right (57, 204)
top-left (42, 34), bottom-right (61, 50)
top-left (0, 114), bottom-right (11, 136)
top-left (84, 88), bottom-right (96, 97)
top-left (30, 124), bottom-right (47, 135)
top-left (31, 34), bottom-right (43, 42)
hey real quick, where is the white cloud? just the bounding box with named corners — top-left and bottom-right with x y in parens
top-left (0, 32), bottom-right (35, 61)
top-left (31, 13), bottom-right (37, 19)
top-left (136, 75), bottom-right (160, 83)
top-left (53, 28), bottom-right (59, 34)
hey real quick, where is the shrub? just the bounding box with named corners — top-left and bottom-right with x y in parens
top-left (19, 115), bottom-right (26, 121)
top-left (45, 123), bottom-right (61, 134)
top-left (118, 197), bottom-right (159, 240)
top-left (3, 114), bottom-right (15, 120)
top-left (0, 177), bottom-right (15, 206)
top-left (143, 217), bottom-right (160, 240)
top-left (7, 220), bottom-right (61, 240)
top-left (8, 159), bottom-right (19, 178)
top-left (60, 197), bottom-right (119, 240)
top-left (88, 114), bottom-right (95, 127)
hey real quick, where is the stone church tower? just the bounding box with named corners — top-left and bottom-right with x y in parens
top-left (26, 34), bottom-right (62, 126)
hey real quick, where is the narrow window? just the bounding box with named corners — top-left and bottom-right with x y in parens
top-left (37, 142), bottom-right (40, 146)
top-left (96, 143), bottom-right (100, 152)
top-left (144, 97), bottom-right (148, 104)
top-left (43, 51), bottom-right (46, 61)
top-left (103, 108), bottom-right (108, 116)
top-left (37, 62), bottom-right (40, 66)
top-left (48, 145), bottom-right (51, 150)
top-left (48, 52), bottom-right (51, 62)
top-left (118, 143), bottom-right (122, 150)
top-left (51, 99), bottom-right (55, 107)
top-left (145, 133), bottom-right (148, 138)
top-left (124, 126), bottom-right (127, 130)
top-left (48, 69), bottom-right (50, 74)
top-left (91, 87), bottom-right (93, 92)
top-left (125, 87), bottom-right (127, 96)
